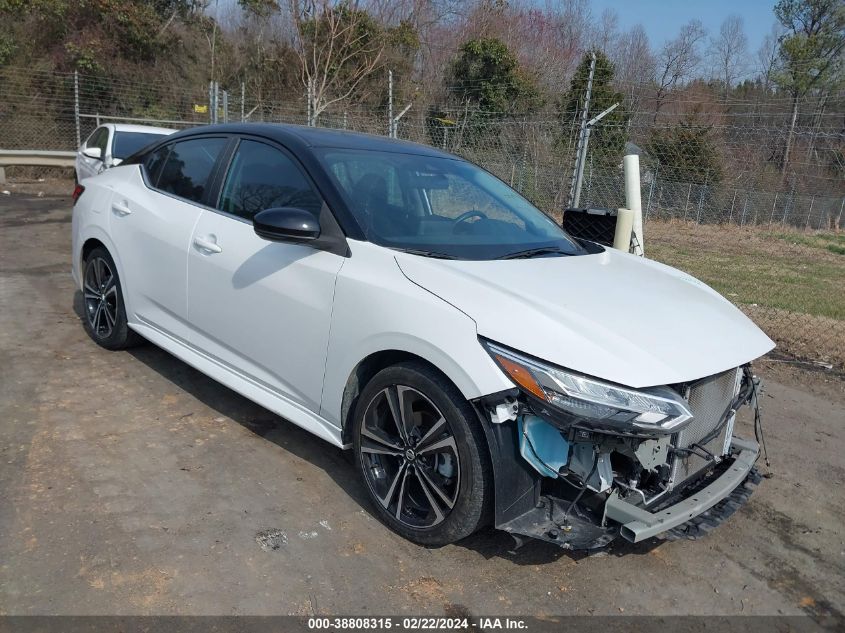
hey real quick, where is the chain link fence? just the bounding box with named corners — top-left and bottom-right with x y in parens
top-left (1, 66), bottom-right (843, 368)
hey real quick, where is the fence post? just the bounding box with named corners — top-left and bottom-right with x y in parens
top-left (740, 194), bottom-right (749, 226)
top-left (306, 80), bottom-right (312, 127)
top-left (696, 175), bottom-right (707, 224)
top-left (728, 189), bottom-right (737, 224)
top-left (241, 82), bottom-right (245, 122)
top-left (222, 89), bottom-right (229, 123)
top-left (567, 52), bottom-right (596, 208)
top-left (645, 162), bottom-right (658, 220)
top-left (683, 182), bottom-right (692, 221)
top-left (388, 69), bottom-right (393, 138)
top-left (73, 70), bottom-right (81, 147)
top-left (782, 181), bottom-right (795, 226)
top-left (769, 192), bottom-right (778, 224)
top-left (805, 195), bottom-right (815, 229)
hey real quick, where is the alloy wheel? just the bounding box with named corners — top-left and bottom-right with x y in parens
top-left (359, 385), bottom-right (461, 529)
top-left (83, 256), bottom-right (118, 339)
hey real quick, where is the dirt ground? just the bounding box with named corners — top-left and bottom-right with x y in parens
top-left (1, 189), bottom-right (844, 619)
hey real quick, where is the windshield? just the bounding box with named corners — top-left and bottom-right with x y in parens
top-left (316, 149), bottom-right (585, 260)
top-left (113, 131), bottom-right (170, 160)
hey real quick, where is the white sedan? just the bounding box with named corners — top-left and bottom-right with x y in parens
top-left (70, 124), bottom-right (774, 549)
top-left (75, 123), bottom-right (175, 183)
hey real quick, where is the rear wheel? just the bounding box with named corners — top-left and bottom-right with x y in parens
top-left (81, 247), bottom-right (141, 349)
top-left (352, 362), bottom-right (492, 546)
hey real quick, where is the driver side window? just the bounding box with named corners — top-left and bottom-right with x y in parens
top-left (218, 140), bottom-right (322, 221)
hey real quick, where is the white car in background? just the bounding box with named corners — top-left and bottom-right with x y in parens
top-left (75, 123), bottom-right (176, 183)
top-left (70, 123), bottom-right (774, 550)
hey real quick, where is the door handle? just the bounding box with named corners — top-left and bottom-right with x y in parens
top-left (193, 236), bottom-right (222, 254)
top-left (111, 202), bottom-right (132, 216)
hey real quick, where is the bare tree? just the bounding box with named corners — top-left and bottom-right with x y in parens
top-left (592, 8), bottom-right (619, 54)
top-left (553, 0), bottom-right (594, 81)
top-left (756, 23), bottom-right (784, 93)
top-left (653, 19), bottom-right (706, 122)
top-left (612, 24), bottom-right (655, 119)
top-left (708, 14), bottom-right (748, 100)
top-left (289, 0), bottom-right (386, 125)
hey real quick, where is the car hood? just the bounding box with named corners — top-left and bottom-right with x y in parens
top-left (394, 247), bottom-right (774, 388)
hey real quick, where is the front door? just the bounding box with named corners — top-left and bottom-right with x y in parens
top-left (187, 138), bottom-right (344, 414)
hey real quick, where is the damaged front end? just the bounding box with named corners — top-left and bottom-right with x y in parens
top-left (475, 341), bottom-right (764, 550)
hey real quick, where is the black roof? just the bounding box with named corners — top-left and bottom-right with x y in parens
top-left (168, 122), bottom-right (456, 160)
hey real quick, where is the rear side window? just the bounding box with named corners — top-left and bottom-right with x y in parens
top-left (156, 137), bottom-right (227, 205)
top-left (218, 139), bottom-right (322, 220)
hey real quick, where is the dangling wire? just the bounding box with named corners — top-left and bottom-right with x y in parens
top-left (750, 375), bottom-right (771, 468)
top-left (560, 453), bottom-right (599, 527)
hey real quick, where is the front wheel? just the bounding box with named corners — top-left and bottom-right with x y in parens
top-left (352, 362), bottom-right (493, 546)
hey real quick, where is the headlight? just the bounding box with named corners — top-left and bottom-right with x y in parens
top-left (482, 341), bottom-right (693, 434)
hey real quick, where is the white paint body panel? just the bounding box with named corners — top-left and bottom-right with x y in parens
top-left (187, 210), bottom-right (344, 415)
top-left (108, 167), bottom-right (202, 342)
top-left (319, 240), bottom-right (514, 428)
top-left (395, 247), bottom-right (774, 388)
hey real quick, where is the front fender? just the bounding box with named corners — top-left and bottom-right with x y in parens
top-left (320, 241), bottom-right (513, 428)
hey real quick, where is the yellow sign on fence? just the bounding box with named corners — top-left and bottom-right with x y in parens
top-left (193, 104), bottom-right (208, 114)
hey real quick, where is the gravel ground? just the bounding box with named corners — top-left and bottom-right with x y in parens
top-left (1, 191), bottom-right (843, 619)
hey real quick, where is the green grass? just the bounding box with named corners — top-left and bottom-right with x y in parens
top-left (647, 224), bottom-right (845, 321)
top-left (769, 232), bottom-right (845, 256)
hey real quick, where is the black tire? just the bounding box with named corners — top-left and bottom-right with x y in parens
top-left (352, 361), bottom-right (493, 546)
top-left (81, 246), bottom-right (142, 350)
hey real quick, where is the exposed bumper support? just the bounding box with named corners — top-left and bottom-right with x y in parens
top-left (605, 437), bottom-right (760, 543)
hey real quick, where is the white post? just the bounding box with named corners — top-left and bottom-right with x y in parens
top-left (624, 154), bottom-right (644, 256)
top-left (241, 82), bottom-right (245, 122)
top-left (613, 207), bottom-right (634, 252)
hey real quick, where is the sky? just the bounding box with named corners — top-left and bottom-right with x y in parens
top-left (588, 0), bottom-right (779, 54)
top-left (211, 0), bottom-right (782, 57)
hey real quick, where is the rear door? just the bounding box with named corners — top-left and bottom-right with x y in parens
top-left (108, 135), bottom-right (229, 340)
top-left (186, 137), bottom-right (345, 414)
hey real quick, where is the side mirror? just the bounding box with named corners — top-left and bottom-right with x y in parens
top-left (253, 207), bottom-right (321, 243)
top-left (83, 147), bottom-right (102, 160)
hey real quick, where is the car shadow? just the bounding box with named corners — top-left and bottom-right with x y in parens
top-left (74, 291), bottom-right (667, 564)
top-left (231, 242), bottom-right (310, 289)
top-left (454, 522), bottom-right (663, 564)
top-left (125, 342), bottom-right (375, 511)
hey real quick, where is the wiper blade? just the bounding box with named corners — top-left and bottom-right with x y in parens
top-left (499, 247), bottom-right (570, 259)
top-left (392, 247), bottom-right (457, 260)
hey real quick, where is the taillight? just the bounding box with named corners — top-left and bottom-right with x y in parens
top-left (72, 184), bottom-right (85, 204)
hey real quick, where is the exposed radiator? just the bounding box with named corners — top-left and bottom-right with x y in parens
top-left (670, 368), bottom-right (742, 486)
